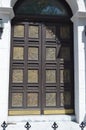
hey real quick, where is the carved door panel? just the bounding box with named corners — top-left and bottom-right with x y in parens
top-left (9, 21), bottom-right (74, 115)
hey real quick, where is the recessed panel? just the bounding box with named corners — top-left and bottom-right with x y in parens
top-left (46, 93), bottom-right (56, 106)
top-left (60, 25), bottom-right (70, 39)
top-left (60, 47), bottom-right (70, 61)
top-left (27, 93), bottom-right (38, 107)
top-left (29, 25), bottom-right (39, 38)
top-left (13, 47), bottom-right (24, 60)
top-left (60, 69), bottom-right (70, 83)
top-left (28, 47), bottom-right (38, 60)
top-left (46, 48), bottom-right (56, 60)
top-left (14, 25), bottom-right (24, 37)
top-left (28, 70), bottom-right (38, 83)
top-left (46, 70), bottom-right (56, 83)
top-left (64, 69), bottom-right (70, 82)
top-left (46, 26), bottom-right (55, 39)
top-left (12, 93), bottom-right (23, 107)
top-left (12, 69), bottom-right (23, 83)
top-left (64, 91), bottom-right (71, 105)
top-left (60, 93), bottom-right (64, 107)
top-left (60, 92), bottom-right (71, 106)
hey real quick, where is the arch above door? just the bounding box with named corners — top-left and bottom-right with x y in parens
top-left (13, 0), bottom-right (72, 17)
top-left (10, 0), bottom-right (79, 15)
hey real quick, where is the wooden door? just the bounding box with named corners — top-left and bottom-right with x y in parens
top-left (9, 21), bottom-right (74, 115)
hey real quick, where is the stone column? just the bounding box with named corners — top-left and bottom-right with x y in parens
top-left (71, 12), bottom-right (86, 123)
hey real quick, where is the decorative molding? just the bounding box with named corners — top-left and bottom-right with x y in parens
top-left (0, 7), bottom-right (14, 19)
top-left (71, 11), bottom-right (86, 22)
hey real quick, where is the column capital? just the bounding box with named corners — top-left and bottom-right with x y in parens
top-left (71, 11), bottom-right (86, 22)
top-left (0, 7), bottom-right (14, 19)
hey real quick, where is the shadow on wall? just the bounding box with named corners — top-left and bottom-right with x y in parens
top-left (82, 26), bottom-right (86, 123)
top-left (11, 0), bottom-right (17, 6)
top-left (84, 114), bottom-right (86, 122)
top-left (84, 0), bottom-right (86, 9)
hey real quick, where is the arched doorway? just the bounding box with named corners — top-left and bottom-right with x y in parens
top-left (9, 0), bottom-right (74, 115)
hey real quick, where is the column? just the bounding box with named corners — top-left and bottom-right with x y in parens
top-left (71, 12), bottom-right (86, 123)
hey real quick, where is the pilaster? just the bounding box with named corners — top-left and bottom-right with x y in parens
top-left (71, 11), bottom-right (86, 123)
top-left (0, 7), bottom-right (14, 123)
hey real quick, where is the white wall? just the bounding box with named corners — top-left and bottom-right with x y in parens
top-left (0, 16), bottom-right (11, 124)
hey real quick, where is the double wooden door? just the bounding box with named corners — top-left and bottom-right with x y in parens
top-left (9, 21), bottom-right (74, 115)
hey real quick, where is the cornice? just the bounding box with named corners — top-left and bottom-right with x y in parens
top-left (0, 7), bottom-right (14, 19)
top-left (71, 11), bottom-right (86, 22)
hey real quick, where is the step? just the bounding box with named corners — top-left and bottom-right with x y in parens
top-left (1, 121), bottom-right (81, 130)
